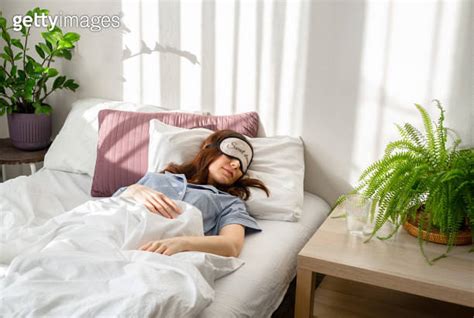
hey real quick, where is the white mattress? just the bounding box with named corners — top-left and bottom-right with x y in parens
top-left (0, 169), bottom-right (329, 317)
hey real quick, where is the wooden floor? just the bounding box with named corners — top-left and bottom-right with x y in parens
top-left (313, 276), bottom-right (474, 318)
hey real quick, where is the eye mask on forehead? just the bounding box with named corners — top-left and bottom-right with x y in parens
top-left (218, 137), bottom-right (254, 173)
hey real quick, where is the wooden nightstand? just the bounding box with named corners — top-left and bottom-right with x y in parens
top-left (294, 209), bottom-right (474, 317)
top-left (0, 138), bottom-right (49, 182)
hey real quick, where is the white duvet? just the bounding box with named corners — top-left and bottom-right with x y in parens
top-left (0, 195), bottom-right (243, 317)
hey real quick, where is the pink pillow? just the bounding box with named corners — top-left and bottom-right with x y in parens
top-left (91, 109), bottom-right (259, 197)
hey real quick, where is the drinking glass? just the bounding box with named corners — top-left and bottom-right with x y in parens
top-left (341, 194), bottom-right (371, 235)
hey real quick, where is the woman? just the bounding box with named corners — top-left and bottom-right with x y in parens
top-left (115, 130), bottom-right (269, 258)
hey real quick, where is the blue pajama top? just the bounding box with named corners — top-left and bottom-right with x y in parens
top-left (113, 172), bottom-right (261, 236)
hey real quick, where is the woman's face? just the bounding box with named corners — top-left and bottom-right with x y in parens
top-left (207, 154), bottom-right (243, 186)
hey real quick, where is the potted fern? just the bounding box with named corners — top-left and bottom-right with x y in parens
top-left (337, 101), bottom-right (473, 263)
top-left (0, 8), bottom-right (80, 150)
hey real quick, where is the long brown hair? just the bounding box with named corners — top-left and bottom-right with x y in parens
top-left (163, 130), bottom-right (270, 200)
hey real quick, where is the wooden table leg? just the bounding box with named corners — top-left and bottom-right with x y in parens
top-left (295, 268), bottom-right (316, 318)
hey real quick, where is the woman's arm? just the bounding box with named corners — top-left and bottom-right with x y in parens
top-left (139, 224), bottom-right (245, 257)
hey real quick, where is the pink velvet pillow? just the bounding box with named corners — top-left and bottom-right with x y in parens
top-left (91, 109), bottom-right (259, 197)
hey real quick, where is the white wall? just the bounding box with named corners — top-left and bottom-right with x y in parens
top-left (1, 0), bottom-right (472, 205)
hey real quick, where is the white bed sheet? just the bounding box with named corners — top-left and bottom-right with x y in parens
top-left (0, 169), bottom-right (329, 317)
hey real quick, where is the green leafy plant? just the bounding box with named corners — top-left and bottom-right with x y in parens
top-left (0, 7), bottom-right (80, 116)
top-left (336, 100), bottom-right (473, 263)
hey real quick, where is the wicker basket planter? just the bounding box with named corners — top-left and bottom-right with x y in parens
top-left (403, 215), bottom-right (472, 246)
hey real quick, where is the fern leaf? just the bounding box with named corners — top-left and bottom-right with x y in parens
top-left (402, 123), bottom-right (426, 148)
top-left (384, 140), bottom-right (424, 156)
top-left (415, 103), bottom-right (437, 165)
top-left (433, 100), bottom-right (448, 168)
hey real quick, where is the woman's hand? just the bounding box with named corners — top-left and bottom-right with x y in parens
top-left (139, 225), bottom-right (245, 257)
top-left (139, 237), bottom-right (190, 256)
top-left (122, 184), bottom-right (181, 218)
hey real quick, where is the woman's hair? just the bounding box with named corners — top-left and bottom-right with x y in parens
top-left (163, 130), bottom-right (270, 201)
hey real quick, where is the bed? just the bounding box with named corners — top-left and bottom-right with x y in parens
top-left (0, 99), bottom-right (330, 317)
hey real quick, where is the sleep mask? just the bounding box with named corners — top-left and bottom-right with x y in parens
top-left (209, 136), bottom-right (254, 174)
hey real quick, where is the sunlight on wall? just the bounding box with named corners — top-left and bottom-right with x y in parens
top-left (121, 0), bottom-right (162, 105)
top-left (235, 0), bottom-right (257, 114)
top-left (214, 0), bottom-right (236, 115)
top-left (350, 1), bottom-right (462, 185)
top-left (122, 1), bottom-right (142, 103)
top-left (258, 0), bottom-right (276, 133)
top-left (430, 2), bottom-right (462, 108)
top-left (120, 0), bottom-right (309, 136)
top-left (180, 1), bottom-right (201, 111)
top-left (140, 0), bottom-right (161, 105)
top-left (277, 0), bottom-right (301, 135)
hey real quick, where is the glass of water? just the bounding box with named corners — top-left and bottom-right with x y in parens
top-left (341, 194), bottom-right (371, 235)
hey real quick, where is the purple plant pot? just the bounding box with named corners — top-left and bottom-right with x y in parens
top-left (7, 113), bottom-right (52, 151)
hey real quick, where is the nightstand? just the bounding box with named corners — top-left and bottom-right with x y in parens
top-left (294, 208), bottom-right (474, 317)
top-left (0, 138), bottom-right (49, 182)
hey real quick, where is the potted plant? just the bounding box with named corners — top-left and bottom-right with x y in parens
top-left (0, 7), bottom-right (80, 150)
top-left (336, 101), bottom-right (473, 264)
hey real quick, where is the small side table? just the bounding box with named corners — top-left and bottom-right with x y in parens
top-left (0, 138), bottom-right (49, 182)
top-left (294, 209), bottom-right (474, 317)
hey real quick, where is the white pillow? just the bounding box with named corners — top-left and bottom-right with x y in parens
top-left (147, 119), bottom-right (305, 221)
top-left (44, 98), bottom-right (171, 176)
top-left (148, 123), bottom-right (213, 173)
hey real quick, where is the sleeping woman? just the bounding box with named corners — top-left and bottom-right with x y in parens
top-left (0, 129), bottom-right (270, 316)
top-left (114, 130), bottom-right (269, 258)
